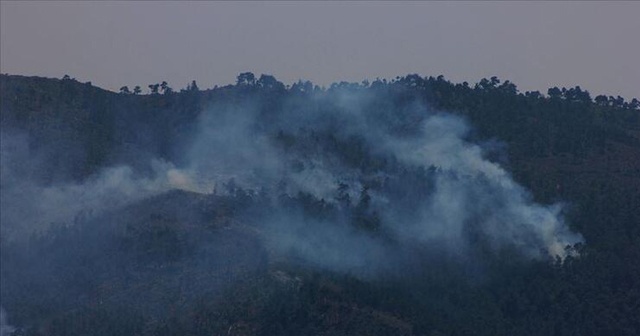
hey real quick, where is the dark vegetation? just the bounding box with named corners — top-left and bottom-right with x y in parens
top-left (1, 73), bottom-right (639, 335)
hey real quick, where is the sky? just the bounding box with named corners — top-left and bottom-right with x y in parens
top-left (1, 1), bottom-right (639, 98)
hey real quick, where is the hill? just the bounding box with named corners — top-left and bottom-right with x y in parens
top-left (1, 73), bottom-right (639, 335)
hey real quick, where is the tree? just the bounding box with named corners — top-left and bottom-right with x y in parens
top-left (160, 81), bottom-right (173, 94)
top-left (548, 87), bottom-right (562, 99)
top-left (236, 72), bottom-right (256, 86)
top-left (595, 95), bottom-right (608, 106)
top-left (563, 86), bottom-right (591, 103)
top-left (257, 74), bottom-right (285, 91)
top-left (133, 86), bottom-right (142, 95)
top-left (401, 74), bottom-right (425, 87)
top-left (498, 80), bottom-right (518, 95)
top-left (291, 80), bottom-right (313, 94)
top-left (187, 80), bottom-right (199, 92)
top-left (119, 86), bottom-right (131, 94)
top-left (149, 83), bottom-right (160, 94)
top-left (612, 96), bottom-right (625, 108)
top-left (526, 91), bottom-right (543, 99)
top-left (476, 77), bottom-right (500, 91)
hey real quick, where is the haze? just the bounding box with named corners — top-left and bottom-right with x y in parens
top-left (1, 1), bottom-right (639, 98)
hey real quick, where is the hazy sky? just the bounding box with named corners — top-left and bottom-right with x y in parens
top-left (1, 1), bottom-right (639, 98)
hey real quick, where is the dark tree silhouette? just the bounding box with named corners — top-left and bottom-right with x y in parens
top-left (236, 72), bottom-right (256, 86)
top-left (148, 83), bottom-right (160, 94)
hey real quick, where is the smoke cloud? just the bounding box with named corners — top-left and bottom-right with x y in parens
top-left (1, 85), bottom-right (588, 333)
top-left (1, 87), bottom-right (582, 272)
top-left (0, 131), bottom-right (203, 239)
top-left (175, 90), bottom-right (582, 265)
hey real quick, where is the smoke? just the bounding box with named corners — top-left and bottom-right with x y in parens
top-left (381, 113), bottom-right (582, 258)
top-left (0, 84), bottom-right (587, 332)
top-left (1, 87), bottom-right (582, 269)
top-left (0, 130), bottom-right (213, 241)
top-left (174, 90), bottom-right (582, 265)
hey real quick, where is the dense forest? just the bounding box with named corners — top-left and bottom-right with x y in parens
top-left (0, 73), bottom-right (639, 336)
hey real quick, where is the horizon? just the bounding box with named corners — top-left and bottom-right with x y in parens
top-left (1, 2), bottom-right (639, 99)
top-left (2, 72), bottom-right (637, 102)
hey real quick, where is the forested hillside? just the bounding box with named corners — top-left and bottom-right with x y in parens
top-left (1, 73), bottom-right (639, 336)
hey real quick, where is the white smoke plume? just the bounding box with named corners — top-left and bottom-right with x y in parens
top-left (0, 88), bottom-right (582, 270)
top-left (383, 113), bottom-right (582, 258)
